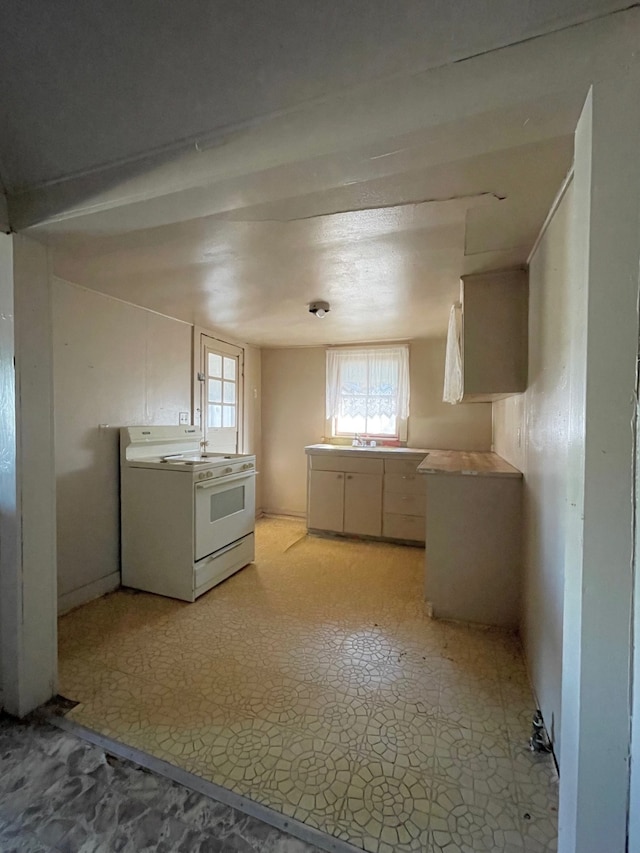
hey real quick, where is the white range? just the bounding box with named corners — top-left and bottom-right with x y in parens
top-left (120, 426), bottom-right (256, 602)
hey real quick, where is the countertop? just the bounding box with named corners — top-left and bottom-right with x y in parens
top-left (305, 443), bottom-right (431, 458)
top-left (416, 450), bottom-right (522, 478)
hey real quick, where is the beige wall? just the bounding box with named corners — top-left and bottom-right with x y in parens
top-left (493, 178), bottom-right (574, 760)
top-left (407, 338), bottom-right (492, 450)
top-left (54, 282), bottom-right (263, 612)
top-left (53, 279), bottom-right (192, 612)
top-left (261, 348), bottom-right (326, 516)
top-left (261, 341), bottom-right (492, 515)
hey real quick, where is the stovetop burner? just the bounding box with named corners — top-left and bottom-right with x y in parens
top-left (120, 428), bottom-right (255, 474)
top-left (161, 454), bottom-right (238, 465)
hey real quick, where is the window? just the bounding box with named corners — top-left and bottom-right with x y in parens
top-left (326, 345), bottom-right (410, 439)
top-left (206, 351), bottom-right (237, 431)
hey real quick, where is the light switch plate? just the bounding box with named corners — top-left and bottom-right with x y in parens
top-left (179, 412), bottom-right (190, 425)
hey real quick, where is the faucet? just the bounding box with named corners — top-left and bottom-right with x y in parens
top-left (352, 433), bottom-right (364, 447)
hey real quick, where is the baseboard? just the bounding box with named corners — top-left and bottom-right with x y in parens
top-left (261, 509), bottom-right (307, 520)
top-left (57, 571), bottom-right (120, 615)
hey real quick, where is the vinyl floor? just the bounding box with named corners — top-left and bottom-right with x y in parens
top-left (58, 517), bottom-right (558, 853)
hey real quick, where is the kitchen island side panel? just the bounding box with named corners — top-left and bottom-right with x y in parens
top-left (424, 473), bottom-right (522, 628)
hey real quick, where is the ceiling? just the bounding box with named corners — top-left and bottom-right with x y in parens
top-left (0, 0), bottom-right (626, 195)
top-left (40, 128), bottom-right (574, 346)
top-left (8, 1), bottom-right (610, 347)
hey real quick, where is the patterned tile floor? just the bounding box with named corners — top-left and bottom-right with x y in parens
top-left (58, 517), bottom-right (558, 853)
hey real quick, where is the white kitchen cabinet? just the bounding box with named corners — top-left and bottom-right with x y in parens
top-left (444, 268), bottom-right (528, 403)
top-left (344, 473), bottom-right (383, 537)
top-left (306, 446), bottom-right (426, 543)
top-left (308, 457), bottom-right (383, 537)
top-left (308, 470), bottom-right (345, 532)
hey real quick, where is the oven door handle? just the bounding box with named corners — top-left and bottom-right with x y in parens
top-left (195, 471), bottom-right (255, 490)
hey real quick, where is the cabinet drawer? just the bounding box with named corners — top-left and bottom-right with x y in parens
top-left (384, 458), bottom-right (424, 476)
top-left (310, 455), bottom-right (383, 475)
top-left (383, 513), bottom-right (425, 542)
top-left (384, 492), bottom-right (426, 517)
top-left (384, 473), bottom-right (426, 495)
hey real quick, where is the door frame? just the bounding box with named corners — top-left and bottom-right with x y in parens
top-left (192, 326), bottom-right (245, 452)
top-left (0, 234), bottom-right (57, 717)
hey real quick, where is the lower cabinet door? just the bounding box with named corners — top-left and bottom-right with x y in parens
top-left (344, 473), bottom-right (383, 537)
top-left (308, 470), bottom-right (344, 532)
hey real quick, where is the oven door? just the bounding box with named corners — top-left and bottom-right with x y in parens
top-left (194, 472), bottom-right (256, 562)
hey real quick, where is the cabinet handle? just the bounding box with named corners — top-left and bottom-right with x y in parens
top-left (402, 475), bottom-right (415, 480)
top-left (337, 474), bottom-right (343, 479)
top-left (346, 474), bottom-right (353, 479)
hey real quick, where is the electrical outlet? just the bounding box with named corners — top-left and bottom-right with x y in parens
top-left (179, 412), bottom-right (190, 425)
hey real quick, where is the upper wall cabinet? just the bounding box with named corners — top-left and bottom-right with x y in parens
top-left (444, 268), bottom-right (528, 403)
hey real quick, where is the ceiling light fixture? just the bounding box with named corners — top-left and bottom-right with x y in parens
top-left (309, 301), bottom-right (330, 318)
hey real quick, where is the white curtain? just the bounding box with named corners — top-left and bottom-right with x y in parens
top-left (326, 345), bottom-right (410, 421)
top-left (443, 303), bottom-right (463, 404)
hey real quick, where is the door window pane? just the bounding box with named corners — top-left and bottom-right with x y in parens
top-left (208, 352), bottom-right (222, 378)
top-left (208, 379), bottom-right (222, 403)
top-left (223, 381), bottom-right (235, 403)
top-left (208, 404), bottom-right (222, 428)
top-left (223, 357), bottom-right (236, 380)
top-left (223, 406), bottom-right (236, 428)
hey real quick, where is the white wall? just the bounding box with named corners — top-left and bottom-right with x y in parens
top-left (0, 233), bottom-right (15, 709)
top-left (261, 340), bottom-right (492, 516)
top-left (557, 80), bottom-right (639, 853)
top-left (631, 402), bottom-right (640, 851)
top-left (0, 235), bottom-right (57, 716)
top-left (495, 72), bottom-right (640, 853)
top-left (493, 178), bottom-right (574, 759)
top-left (53, 279), bottom-right (192, 612)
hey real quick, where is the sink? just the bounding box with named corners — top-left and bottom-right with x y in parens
top-left (337, 445), bottom-right (429, 454)
top-left (306, 444), bottom-right (430, 456)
